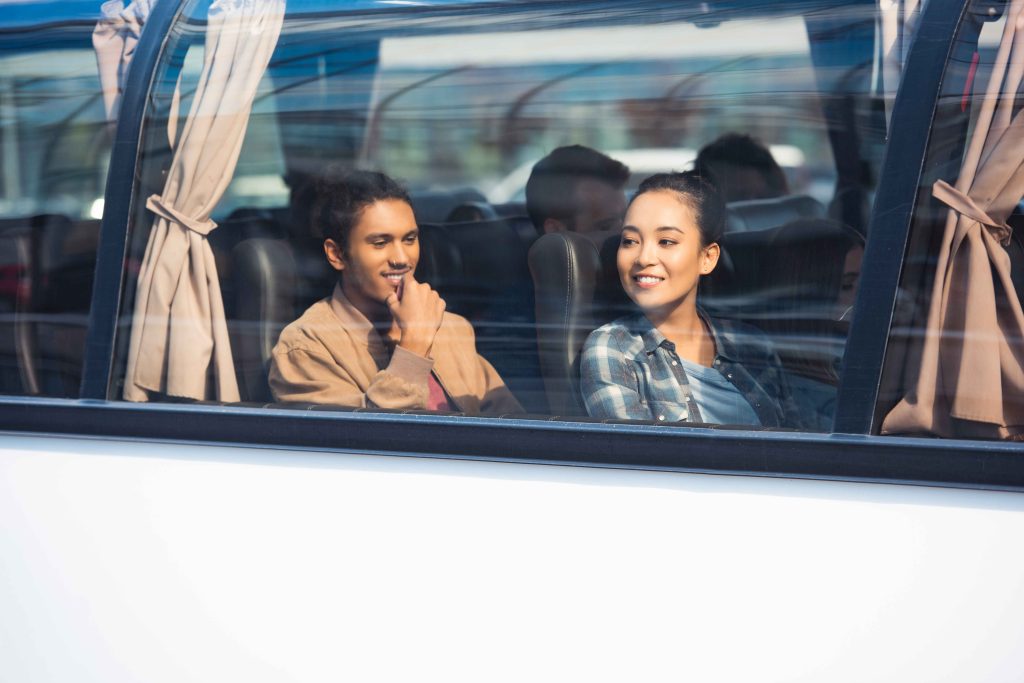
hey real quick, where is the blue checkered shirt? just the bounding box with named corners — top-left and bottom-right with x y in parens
top-left (580, 312), bottom-right (802, 428)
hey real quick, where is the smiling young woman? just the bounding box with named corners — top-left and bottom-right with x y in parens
top-left (580, 172), bottom-right (801, 428)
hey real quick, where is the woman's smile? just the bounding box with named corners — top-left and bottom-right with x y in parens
top-left (632, 273), bottom-right (665, 288)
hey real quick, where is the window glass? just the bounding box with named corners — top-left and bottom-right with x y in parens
top-left (0, 5), bottom-right (111, 396)
top-left (115, 0), bottom-right (896, 433)
top-left (879, 2), bottom-right (1024, 440)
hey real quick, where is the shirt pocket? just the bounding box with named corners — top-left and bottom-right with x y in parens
top-left (647, 399), bottom-right (690, 423)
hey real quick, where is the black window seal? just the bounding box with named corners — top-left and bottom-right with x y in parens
top-left (1, 396), bottom-right (1023, 491)
top-left (833, 0), bottom-right (970, 434)
top-left (80, 0), bottom-right (185, 400)
top-left (56, 0), bottom-right (1024, 492)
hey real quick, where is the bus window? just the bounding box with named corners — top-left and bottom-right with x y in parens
top-left (0, 3), bottom-right (111, 397)
top-left (880, 3), bottom-right (1024, 440)
top-left (114, 0), bottom-right (900, 434)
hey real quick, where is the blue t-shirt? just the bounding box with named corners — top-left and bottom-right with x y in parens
top-left (678, 356), bottom-right (761, 427)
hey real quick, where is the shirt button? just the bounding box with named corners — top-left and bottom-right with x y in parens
top-left (658, 415), bottom-right (665, 421)
top-left (727, 373), bottom-right (733, 379)
top-left (671, 360), bottom-right (678, 366)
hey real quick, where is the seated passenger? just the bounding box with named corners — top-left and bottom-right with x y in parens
top-left (268, 169), bottom-right (523, 415)
top-left (693, 133), bottom-right (788, 203)
top-left (762, 218), bottom-right (865, 431)
top-left (580, 172), bottom-right (800, 427)
top-left (525, 145), bottom-right (630, 235)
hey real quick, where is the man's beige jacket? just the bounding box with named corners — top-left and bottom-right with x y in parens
top-left (269, 285), bottom-right (523, 415)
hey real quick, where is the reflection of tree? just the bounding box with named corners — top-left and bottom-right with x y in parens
top-left (499, 64), bottom-right (603, 164)
top-left (618, 57), bottom-right (753, 149)
top-left (619, 97), bottom-right (694, 148)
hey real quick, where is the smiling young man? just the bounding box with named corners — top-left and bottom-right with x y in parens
top-left (268, 169), bottom-right (522, 415)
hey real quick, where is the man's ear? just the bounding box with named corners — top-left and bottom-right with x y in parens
top-left (323, 238), bottom-right (345, 272)
top-left (542, 217), bottom-right (568, 234)
top-left (701, 242), bottom-right (721, 275)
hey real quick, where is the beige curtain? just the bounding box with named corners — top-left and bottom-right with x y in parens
top-left (92, 0), bottom-right (157, 122)
top-left (123, 0), bottom-right (285, 402)
top-left (882, 0), bottom-right (1024, 438)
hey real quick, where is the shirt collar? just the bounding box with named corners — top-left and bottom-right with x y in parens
top-left (629, 308), bottom-right (738, 362)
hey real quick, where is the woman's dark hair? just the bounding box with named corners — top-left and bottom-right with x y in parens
top-left (313, 167), bottom-right (412, 252)
top-left (631, 171), bottom-right (725, 247)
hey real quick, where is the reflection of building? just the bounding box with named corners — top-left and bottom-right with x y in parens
top-left (0, 48), bottom-right (109, 219)
top-left (366, 18), bottom-right (829, 194)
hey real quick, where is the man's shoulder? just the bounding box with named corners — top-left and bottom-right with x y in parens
top-left (438, 310), bottom-right (474, 335)
top-left (273, 298), bottom-right (336, 353)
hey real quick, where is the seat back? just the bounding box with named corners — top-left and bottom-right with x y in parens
top-left (528, 232), bottom-right (603, 415)
top-left (225, 207), bottom-right (333, 403)
top-left (231, 238), bottom-right (298, 403)
top-left (0, 214), bottom-right (96, 397)
top-left (527, 229), bottom-right (629, 415)
top-left (410, 188), bottom-right (488, 224)
top-left (725, 194), bottom-right (825, 233)
top-left (417, 214), bottom-right (545, 411)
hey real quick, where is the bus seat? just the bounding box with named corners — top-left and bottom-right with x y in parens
top-left (411, 188), bottom-right (488, 224)
top-left (528, 231), bottom-right (604, 416)
top-left (0, 214), bottom-right (95, 397)
top-left (0, 221), bottom-right (34, 394)
top-left (725, 194), bottom-right (824, 233)
top-left (526, 229), bottom-right (634, 416)
top-left (418, 215), bottom-right (545, 412)
top-left (231, 236), bottom-right (297, 403)
top-left (446, 201), bottom-right (498, 223)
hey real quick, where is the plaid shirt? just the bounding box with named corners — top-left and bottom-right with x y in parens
top-left (580, 311), bottom-right (802, 428)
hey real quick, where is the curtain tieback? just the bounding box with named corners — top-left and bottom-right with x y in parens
top-left (933, 179), bottom-right (1012, 245)
top-left (146, 194), bottom-right (217, 236)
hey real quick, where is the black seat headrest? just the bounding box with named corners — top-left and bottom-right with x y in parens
top-left (725, 194), bottom-right (825, 234)
top-left (446, 201), bottom-right (499, 223)
top-left (411, 188), bottom-right (488, 224)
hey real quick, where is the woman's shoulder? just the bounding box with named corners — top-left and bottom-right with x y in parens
top-left (584, 314), bottom-right (646, 351)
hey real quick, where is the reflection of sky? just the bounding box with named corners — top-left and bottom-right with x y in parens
top-left (0, 0), bottom-right (100, 27)
top-left (380, 19), bottom-right (810, 68)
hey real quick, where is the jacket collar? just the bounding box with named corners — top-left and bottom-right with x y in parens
top-left (327, 284), bottom-right (391, 365)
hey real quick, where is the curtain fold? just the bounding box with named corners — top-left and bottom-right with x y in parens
top-left (882, 0), bottom-right (1024, 438)
top-left (123, 0), bottom-right (285, 402)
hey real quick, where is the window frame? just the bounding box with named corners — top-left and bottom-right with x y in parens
top-left (0, 0), bottom-right (1016, 493)
top-left (833, 0), bottom-right (974, 435)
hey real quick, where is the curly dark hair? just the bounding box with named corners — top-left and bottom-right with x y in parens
top-left (313, 167), bottom-right (412, 252)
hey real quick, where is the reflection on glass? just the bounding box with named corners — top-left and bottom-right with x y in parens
top-left (114, 0), bottom-right (889, 433)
